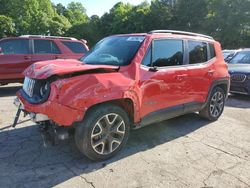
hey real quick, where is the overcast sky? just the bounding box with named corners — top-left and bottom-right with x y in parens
top-left (51, 0), bottom-right (150, 17)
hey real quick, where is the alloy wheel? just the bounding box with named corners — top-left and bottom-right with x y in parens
top-left (210, 91), bottom-right (224, 118)
top-left (91, 113), bottom-right (126, 155)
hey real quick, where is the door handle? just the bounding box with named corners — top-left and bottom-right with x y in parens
top-left (24, 56), bottom-right (31, 60)
top-left (55, 55), bottom-right (61, 59)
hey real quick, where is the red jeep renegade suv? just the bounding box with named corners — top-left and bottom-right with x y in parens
top-left (14, 30), bottom-right (230, 161)
top-left (0, 35), bottom-right (89, 85)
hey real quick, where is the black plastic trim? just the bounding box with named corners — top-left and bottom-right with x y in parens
top-left (202, 78), bottom-right (230, 109)
top-left (135, 102), bottom-right (203, 129)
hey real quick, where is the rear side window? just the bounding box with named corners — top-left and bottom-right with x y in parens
top-left (34, 40), bottom-right (60, 54)
top-left (0, 39), bottom-right (29, 54)
top-left (209, 43), bottom-right (216, 59)
top-left (62, 41), bottom-right (88, 53)
top-left (188, 41), bottom-right (208, 64)
top-left (152, 39), bottom-right (184, 67)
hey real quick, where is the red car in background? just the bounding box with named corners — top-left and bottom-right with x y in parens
top-left (0, 35), bottom-right (89, 85)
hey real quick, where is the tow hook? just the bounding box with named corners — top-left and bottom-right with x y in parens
top-left (13, 104), bottom-right (22, 127)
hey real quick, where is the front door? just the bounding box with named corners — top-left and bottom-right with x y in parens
top-left (0, 39), bottom-right (31, 81)
top-left (139, 39), bottom-right (189, 119)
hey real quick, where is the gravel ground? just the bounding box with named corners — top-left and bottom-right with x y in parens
top-left (0, 84), bottom-right (250, 188)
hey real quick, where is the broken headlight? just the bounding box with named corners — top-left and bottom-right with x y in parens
top-left (39, 81), bottom-right (50, 99)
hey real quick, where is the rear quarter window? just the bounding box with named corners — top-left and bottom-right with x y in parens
top-left (62, 41), bottom-right (88, 53)
top-left (208, 43), bottom-right (216, 60)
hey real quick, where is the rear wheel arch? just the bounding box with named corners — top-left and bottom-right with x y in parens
top-left (200, 86), bottom-right (226, 121)
top-left (206, 78), bottom-right (230, 103)
top-left (216, 83), bottom-right (228, 96)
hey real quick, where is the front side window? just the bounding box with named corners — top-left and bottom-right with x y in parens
top-left (229, 51), bottom-right (250, 64)
top-left (62, 41), bottom-right (88, 53)
top-left (0, 39), bottom-right (29, 54)
top-left (152, 39), bottom-right (184, 67)
top-left (34, 40), bottom-right (60, 54)
top-left (81, 36), bottom-right (145, 66)
top-left (188, 41), bottom-right (208, 64)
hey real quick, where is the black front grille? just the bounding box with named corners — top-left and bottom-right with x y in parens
top-left (231, 74), bottom-right (246, 82)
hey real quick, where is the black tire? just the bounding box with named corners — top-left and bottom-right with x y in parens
top-left (199, 87), bottom-right (226, 121)
top-left (75, 104), bottom-right (130, 161)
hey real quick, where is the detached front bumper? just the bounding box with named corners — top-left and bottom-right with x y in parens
top-left (14, 98), bottom-right (50, 123)
top-left (14, 91), bottom-right (84, 126)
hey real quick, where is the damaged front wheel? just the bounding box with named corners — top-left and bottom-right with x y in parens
top-left (75, 104), bottom-right (130, 161)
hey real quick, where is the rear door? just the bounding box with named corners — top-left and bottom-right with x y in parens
top-left (31, 39), bottom-right (61, 63)
top-left (0, 39), bottom-right (31, 81)
top-left (185, 41), bottom-right (216, 103)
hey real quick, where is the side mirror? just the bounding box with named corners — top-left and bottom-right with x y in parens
top-left (149, 66), bottom-right (158, 72)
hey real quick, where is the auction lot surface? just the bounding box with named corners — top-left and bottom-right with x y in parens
top-left (0, 84), bottom-right (250, 188)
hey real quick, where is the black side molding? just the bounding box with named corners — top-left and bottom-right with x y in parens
top-left (134, 102), bottom-right (203, 129)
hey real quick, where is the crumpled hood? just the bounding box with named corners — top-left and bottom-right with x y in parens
top-left (24, 59), bottom-right (119, 79)
top-left (228, 64), bottom-right (250, 74)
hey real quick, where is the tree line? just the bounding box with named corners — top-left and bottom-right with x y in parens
top-left (0, 0), bottom-right (250, 49)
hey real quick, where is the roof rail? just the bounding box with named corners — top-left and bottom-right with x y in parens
top-left (148, 30), bottom-right (214, 40)
top-left (19, 35), bottom-right (78, 41)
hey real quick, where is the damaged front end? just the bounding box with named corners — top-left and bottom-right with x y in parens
top-left (12, 76), bottom-right (77, 143)
top-left (12, 76), bottom-right (52, 127)
top-left (13, 75), bottom-right (85, 127)
top-left (12, 61), bottom-right (121, 142)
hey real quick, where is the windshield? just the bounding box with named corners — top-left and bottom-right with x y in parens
top-left (80, 36), bottom-right (145, 66)
top-left (229, 51), bottom-right (250, 64)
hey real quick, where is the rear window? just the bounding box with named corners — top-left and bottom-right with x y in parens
top-left (188, 41), bottom-right (208, 64)
top-left (62, 41), bottom-right (88, 53)
top-left (34, 40), bottom-right (60, 54)
top-left (229, 51), bottom-right (250, 64)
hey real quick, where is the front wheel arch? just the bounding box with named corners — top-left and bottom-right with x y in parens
top-left (83, 98), bottom-right (136, 125)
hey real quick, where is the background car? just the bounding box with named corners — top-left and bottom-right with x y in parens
top-left (228, 49), bottom-right (250, 95)
top-left (222, 49), bottom-right (240, 62)
top-left (0, 35), bottom-right (89, 85)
